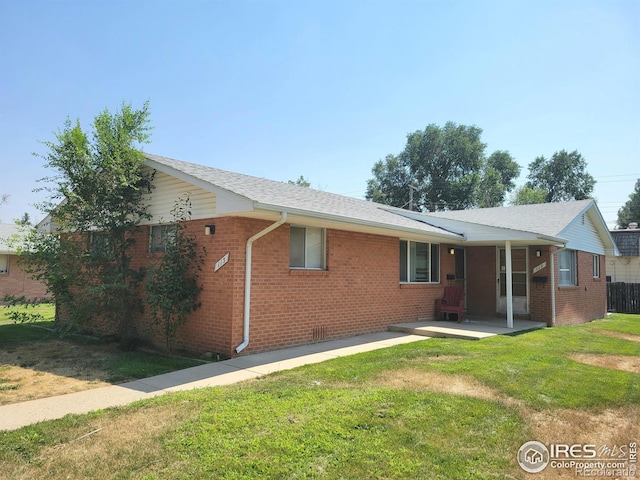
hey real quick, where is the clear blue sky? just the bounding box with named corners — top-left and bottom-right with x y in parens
top-left (1, 0), bottom-right (638, 227)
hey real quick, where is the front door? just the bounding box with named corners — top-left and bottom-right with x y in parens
top-left (497, 247), bottom-right (529, 315)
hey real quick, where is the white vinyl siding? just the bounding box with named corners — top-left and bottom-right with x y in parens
top-left (141, 168), bottom-right (217, 224)
top-left (559, 250), bottom-right (577, 286)
top-left (290, 227), bottom-right (326, 269)
top-left (400, 240), bottom-right (439, 283)
top-left (561, 212), bottom-right (606, 255)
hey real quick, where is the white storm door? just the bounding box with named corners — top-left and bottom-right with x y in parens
top-left (497, 247), bottom-right (529, 315)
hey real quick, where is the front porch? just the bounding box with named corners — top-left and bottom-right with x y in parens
top-left (389, 316), bottom-right (547, 340)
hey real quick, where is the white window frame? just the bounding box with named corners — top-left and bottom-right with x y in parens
top-left (289, 226), bottom-right (326, 270)
top-left (0, 254), bottom-right (8, 274)
top-left (149, 225), bottom-right (177, 253)
top-left (592, 254), bottom-right (600, 278)
top-left (558, 249), bottom-right (577, 286)
top-left (399, 240), bottom-right (440, 283)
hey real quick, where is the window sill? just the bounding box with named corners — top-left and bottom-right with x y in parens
top-left (290, 269), bottom-right (329, 277)
top-left (400, 282), bottom-right (440, 287)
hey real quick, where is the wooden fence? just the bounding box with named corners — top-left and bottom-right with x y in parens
top-left (607, 282), bottom-right (640, 313)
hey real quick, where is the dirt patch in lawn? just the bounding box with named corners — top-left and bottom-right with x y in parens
top-left (7, 401), bottom-right (195, 480)
top-left (569, 353), bottom-right (640, 374)
top-left (375, 368), bottom-right (639, 479)
top-left (0, 340), bottom-right (123, 405)
top-left (593, 329), bottom-right (640, 343)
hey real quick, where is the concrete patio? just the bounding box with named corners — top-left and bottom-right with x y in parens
top-left (389, 316), bottom-right (548, 340)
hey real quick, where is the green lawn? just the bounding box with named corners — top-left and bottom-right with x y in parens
top-left (0, 314), bottom-right (638, 479)
top-left (0, 303), bottom-right (202, 385)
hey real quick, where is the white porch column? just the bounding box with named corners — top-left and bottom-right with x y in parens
top-left (505, 240), bottom-right (514, 329)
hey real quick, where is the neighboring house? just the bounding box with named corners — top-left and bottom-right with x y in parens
top-left (44, 154), bottom-right (619, 357)
top-left (0, 223), bottom-right (49, 302)
top-left (606, 223), bottom-right (640, 283)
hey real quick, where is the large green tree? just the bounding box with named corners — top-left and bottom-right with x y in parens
top-left (510, 185), bottom-right (548, 205)
top-left (365, 122), bottom-right (520, 211)
top-left (366, 154), bottom-right (414, 208)
top-left (525, 149), bottom-right (595, 202)
top-left (617, 179), bottom-right (640, 228)
top-left (22, 101), bottom-right (154, 339)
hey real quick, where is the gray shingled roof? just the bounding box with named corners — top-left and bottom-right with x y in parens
top-left (144, 154), bottom-right (615, 250)
top-left (611, 229), bottom-right (640, 256)
top-left (423, 200), bottom-right (594, 238)
top-left (144, 153), bottom-right (462, 240)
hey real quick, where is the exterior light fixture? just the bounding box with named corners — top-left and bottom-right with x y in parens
top-left (205, 224), bottom-right (216, 236)
top-left (449, 248), bottom-right (455, 255)
top-left (536, 250), bottom-right (542, 257)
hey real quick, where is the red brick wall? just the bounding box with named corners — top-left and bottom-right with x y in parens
top-left (51, 218), bottom-right (452, 356)
top-left (554, 249), bottom-right (606, 326)
top-left (127, 218), bottom-right (245, 355)
top-left (229, 222), bottom-right (450, 355)
top-left (53, 218), bottom-right (610, 355)
top-left (528, 247), bottom-right (552, 323)
top-left (136, 218), bottom-right (457, 356)
top-left (0, 255), bottom-right (49, 301)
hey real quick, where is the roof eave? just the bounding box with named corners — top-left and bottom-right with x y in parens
top-left (254, 202), bottom-right (463, 241)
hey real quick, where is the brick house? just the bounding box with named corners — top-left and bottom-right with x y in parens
top-left (45, 154), bottom-right (619, 356)
top-left (0, 223), bottom-right (49, 302)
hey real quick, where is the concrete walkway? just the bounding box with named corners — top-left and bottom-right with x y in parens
top-left (0, 332), bottom-right (429, 431)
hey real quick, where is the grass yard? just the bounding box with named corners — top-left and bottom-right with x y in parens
top-left (0, 314), bottom-right (638, 479)
top-left (0, 304), bottom-right (203, 404)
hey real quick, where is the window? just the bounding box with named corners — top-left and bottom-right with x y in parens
top-left (149, 225), bottom-right (177, 253)
top-left (89, 232), bottom-right (113, 258)
top-left (558, 249), bottom-right (577, 286)
top-left (400, 240), bottom-right (439, 283)
top-left (0, 254), bottom-right (8, 274)
top-left (592, 254), bottom-right (600, 278)
top-left (290, 226), bottom-right (326, 269)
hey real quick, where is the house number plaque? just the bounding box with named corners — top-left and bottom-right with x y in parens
top-left (532, 262), bottom-right (547, 274)
top-left (215, 253), bottom-right (230, 272)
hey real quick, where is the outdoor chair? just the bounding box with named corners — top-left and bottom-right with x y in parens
top-left (436, 286), bottom-right (464, 322)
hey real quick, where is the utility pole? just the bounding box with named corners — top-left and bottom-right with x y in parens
top-left (408, 185), bottom-right (419, 211)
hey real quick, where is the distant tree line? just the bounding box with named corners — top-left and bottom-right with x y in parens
top-left (365, 121), bottom-right (596, 211)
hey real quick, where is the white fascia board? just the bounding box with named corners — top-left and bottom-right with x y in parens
top-left (254, 203), bottom-right (463, 242)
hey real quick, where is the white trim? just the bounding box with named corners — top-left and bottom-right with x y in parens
top-left (497, 245), bottom-right (529, 324)
top-left (399, 240), bottom-right (440, 284)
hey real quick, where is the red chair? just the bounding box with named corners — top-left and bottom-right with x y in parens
top-left (436, 286), bottom-right (464, 322)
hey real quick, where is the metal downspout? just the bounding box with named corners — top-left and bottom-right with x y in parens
top-left (235, 212), bottom-right (288, 353)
